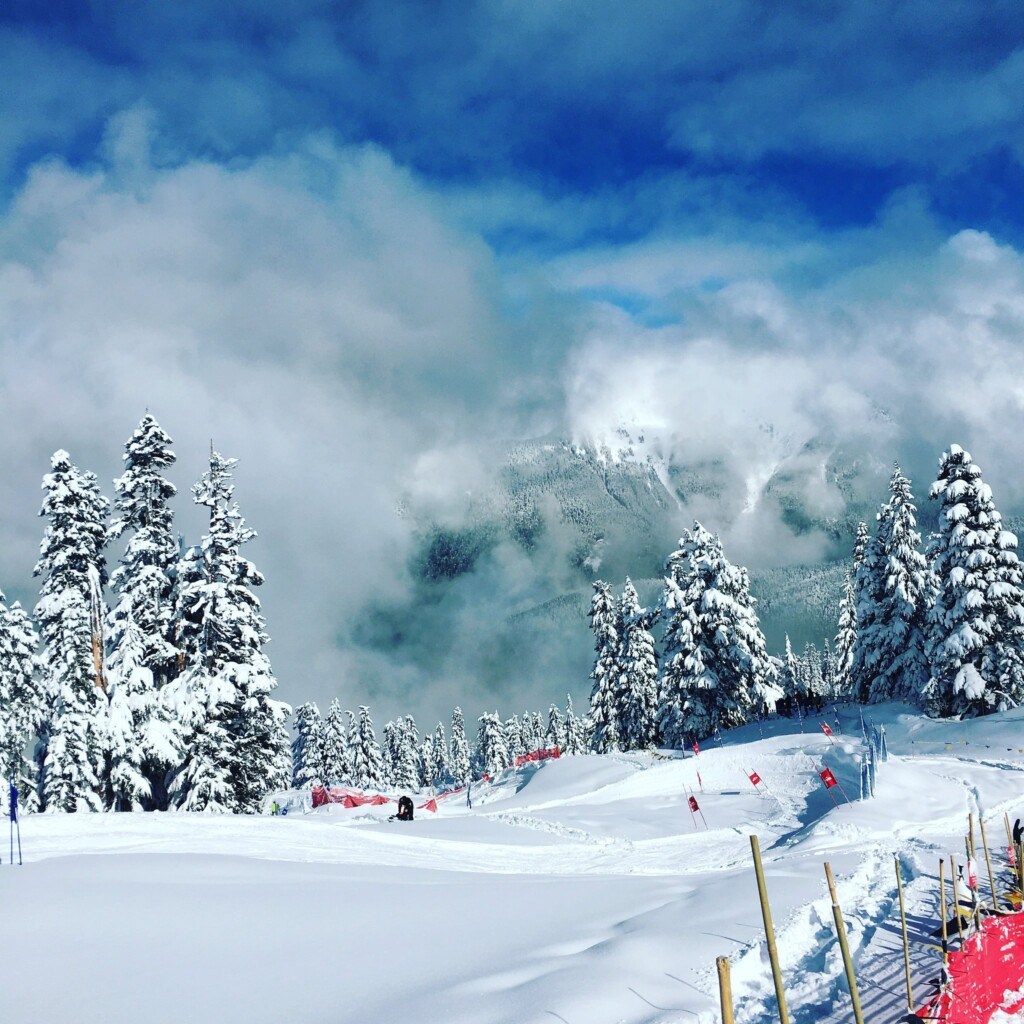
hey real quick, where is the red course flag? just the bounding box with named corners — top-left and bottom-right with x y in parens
top-left (748, 771), bottom-right (761, 786)
top-left (691, 740), bottom-right (700, 755)
top-left (688, 795), bottom-right (700, 812)
top-left (819, 767), bottom-right (838, 789)
top-left (821, 722), bottom-right (833, 736)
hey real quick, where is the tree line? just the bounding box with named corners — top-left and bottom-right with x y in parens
top-left (583, 444), bottom-right (1024, 751)
top-left (0, 416), bottom-right (290, 813)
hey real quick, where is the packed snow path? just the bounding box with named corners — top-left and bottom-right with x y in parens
top-left (3, 704), bottom-right (1024, 1024)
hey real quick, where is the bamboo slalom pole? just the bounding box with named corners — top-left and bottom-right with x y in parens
top-left (969, 813), bottom-right (976, 860)
top-left (940, 859), bottom-right (949, 963)
top-left (824, 862), bottom-right (866, 1024)
top-left (894, 854), bottom-right (914, 1012)
top-left (950, 854), bottom-right (964, 943)
top-left (750, 835), bottom-right (790, 1024)
top-left (1005, 813), bottom-right (1013, 853)
top-left (716, 956), bottom-right (735, 1024)
top-left (979, 817), bottom-right (998, 913)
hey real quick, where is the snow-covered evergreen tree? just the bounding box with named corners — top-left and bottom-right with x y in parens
top-left (35, 451), bottom-right (110, 812)
top-left (657, 523), bottom-right (774, 745)
top-left (292, 702), bottom-right (326, 789)
top-left (351, 705), bottom-right (384, 790)
top-left (449, 707), bottom-right (471, 784)
top-left (106, 415), bottom-right (181, 807)
top-left (167, 451), bottom-right (290, 812)
top-left (615, 578), bottom-right (658, 749)
top-left (779, 635), bottom-right (801, 704)
top-left (105, 612), bottom-right (180, 810)
top-left (545, 704), bottom-right (565, 750)
top-left (801, 642), bottom-right (823, 701)
top-left (926, 444), bottom-right (1024, 716)
top-left (833, 572), bottom-right (857, 698)
top-left (504, 715), bottom-right (524, 760)
top-left (419, 734), bottom-right (437, 789)
top-left (433, 722), bottom-right (450, 786)
top-left (854, 466), bottom-right (932, 704)
top-left (0, 594), bottom-right (42, 809)
top-left (476, 712), bottom-right (509, 776)
top-left (563, 694), bottom-right (586, 754)
top-left (587, 580), bottom-right (620, 752)
top-left (821, 638), bottom-right (837, 700)
top-left (321, 699), bottom-right (351, 784)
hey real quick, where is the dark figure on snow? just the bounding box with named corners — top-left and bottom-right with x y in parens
top-left (1014, 818), bottom-right (1022, 847)
top-left (395, 795), bottom-right (414, 821)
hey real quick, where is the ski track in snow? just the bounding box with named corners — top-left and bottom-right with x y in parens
top-left (5, 703), bottom-right (1024, 1024)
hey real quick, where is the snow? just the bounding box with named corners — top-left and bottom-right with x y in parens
top-left (4, 703), bottom-right (1024, 1023)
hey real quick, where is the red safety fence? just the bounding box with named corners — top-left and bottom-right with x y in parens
top-left (915, 912), bottom-right (1024, 1024)
top-left (311, 786), bottom-right (392, 809)
top-left (514, 747), bottom-right (561, 768)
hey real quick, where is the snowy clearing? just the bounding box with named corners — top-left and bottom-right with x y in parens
top-left (4, 703), bottom-right (1024, 1024)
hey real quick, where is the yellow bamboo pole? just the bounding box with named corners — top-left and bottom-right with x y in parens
top-left (950, 854), bottom-right (964, 943)
top-left (750, 835), bottom-right (790, 1024)
top-left (969, 814), bottom-right (976, 860)
top-left (824, 862), bottom-right (866, 1024)
top-left (979, 817), bottom-right (998, 913)
top-left (893, 855), bottom-right (914, 1012)
top-left (716, 956), bottom-right (735, 1024)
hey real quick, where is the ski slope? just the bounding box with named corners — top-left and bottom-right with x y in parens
top-left (3, 703), bottom-right (1024, 1024)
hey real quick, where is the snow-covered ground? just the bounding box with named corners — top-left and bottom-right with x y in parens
top-left (4, 703), bottom-right (1024, 1024)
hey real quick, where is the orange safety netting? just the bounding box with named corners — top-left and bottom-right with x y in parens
top-left (514, 746), bottom-right (560, 768)
top-left (916, 912), bottom-right (1024, 1023)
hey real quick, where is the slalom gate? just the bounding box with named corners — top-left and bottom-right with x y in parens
top-left (914, 912), bottom-right (1024, 1023)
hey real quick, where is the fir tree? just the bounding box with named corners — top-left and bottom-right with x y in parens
top-left (0, 594), bottom-right (42, 810)
top-left (351, 705), bottom-right (384, 790)
top-left (106, 415), bottom-right (181, 807)
top-left (504, 715), bottom-right (525, 760)
top-left (476, 712), bottom-right (509, 776)
top-left (35, 451), bottom-right (110, 812)
top-left (449, 707), bottom-right (471, 784)
top-left (821, 637), bottom-right (837, 700)
top-left (433, 722), bottom-right (450, 786)
top-left (419, 734), bottom-right (437, 789)
top-left (545, 704), bottom-right (565, 750)
top-left (615, 578), bottom-right (658, 749)
top-left (779, 635), bottom-right (801, 705)
top-left (563, 694), bottom-right (586, 754)
top-left (167, 451), bottom-right (290, 812)
top-left (292, 702), bottom-right (326, 789)
top-left (833, 572), bottom-right (857, 699)
top-left (657, 523), bottom-right (774, 744)
top-left (321, 699), bottom-right (351, 784)
top-left (106, 612), bottom-right (180, 810)
top-left (926, 445), bottom-right (1024, 715)
top-left (856, 466), bottom-right (932, 704)
top-left (587, 580), bottom-right (620, 752)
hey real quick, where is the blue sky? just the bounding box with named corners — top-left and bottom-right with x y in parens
top-left (2, 1), bottom-right (1024, 718)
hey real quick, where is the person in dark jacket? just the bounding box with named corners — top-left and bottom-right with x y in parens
top-left (395, 796), bottom-right (414, 821)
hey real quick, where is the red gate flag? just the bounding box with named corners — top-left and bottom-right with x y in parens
top-left (748, 771), bottom-right (761, 786)
top-left (688, 795), bottom-right (700, 812)
top-left (821, 722), bottom-right (833, 736)
top-left (819, 768), bottom-right (838, 788)
top-left (691, 740), bottom-right (700, 755)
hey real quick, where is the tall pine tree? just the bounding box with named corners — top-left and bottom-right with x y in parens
top-left (35, 451), bottom-right (110, 812)
top-left (0, 593), bottom-right (42, 810)
top-left (168, 450), bottom-right (290, 812)
top-left (926, 445), bottom-right (1024, 716)
top-left (615, 578), bottom-right (658, 749)
top-left (657, 523), bottom-right (774, 744)
top-left (587, 580), bottom-right (620, 752)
